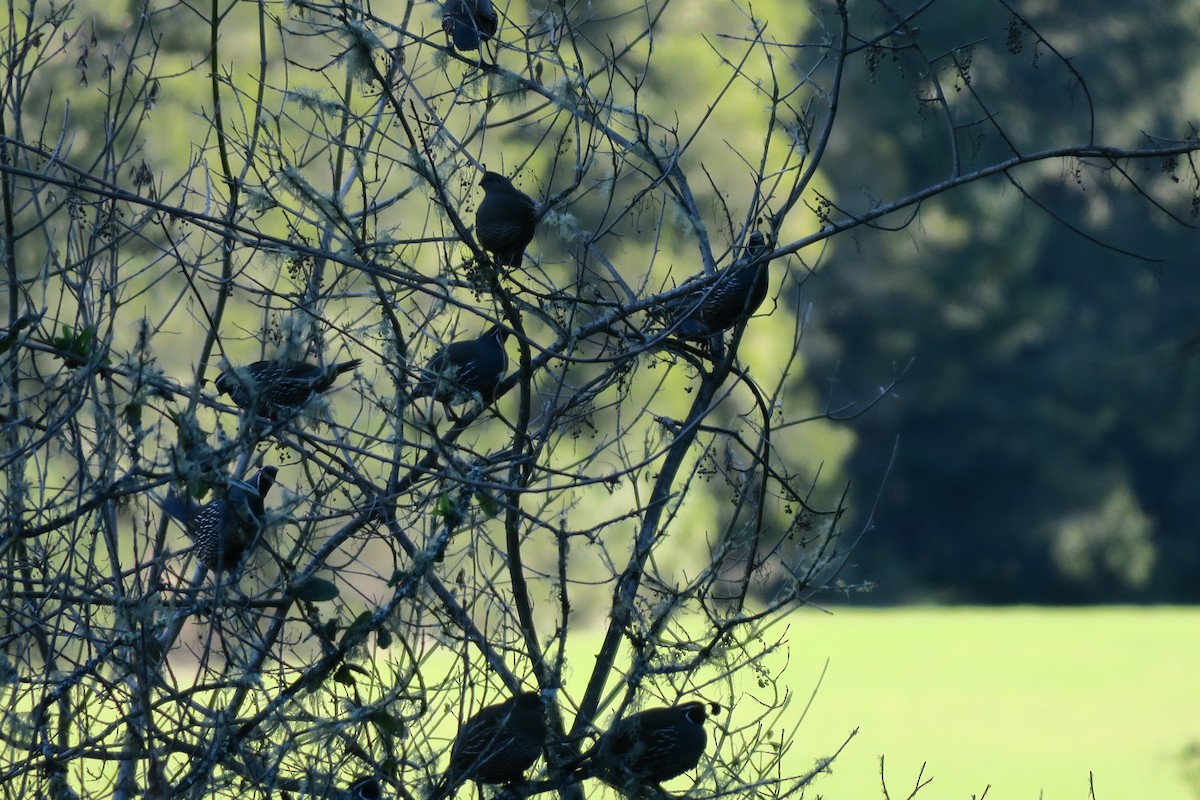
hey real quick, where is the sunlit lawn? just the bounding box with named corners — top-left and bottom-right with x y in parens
top-left (13, 606), bottom-right (1194, 799)
top-left (782, 606), bottom-right (1200, 800)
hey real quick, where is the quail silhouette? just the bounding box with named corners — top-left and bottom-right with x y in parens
top-left (412, 324), bottom-right (509, 408)
top-left (442, 0), bottom-right (498, 52)
top-left (215, 359), bottom-right (360, 417)
top-left (585, 701), bottom-right (717, 790)
top-left (475, 172), bottom-right (538, 269)
top-left (160, 466), bottom-right (278, 574)
top-left (669, 231), bottom-right (771, 337)
top-left (430, 691), bottom-right (547, 799)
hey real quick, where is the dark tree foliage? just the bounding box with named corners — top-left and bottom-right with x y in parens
top-left (809, 0), bottom-right (1200, 603)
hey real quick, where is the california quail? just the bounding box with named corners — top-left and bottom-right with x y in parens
top-left (431, 691), bottom-right (547, 799)
top-left (442, 0), bottom-right (498, 52)
top-left (586, 701), bottom-right (717, 789)
top-left (668, 231), bottom-right (771, 337)
top-left (475, 172), bottom-right (538, 269)
top-left (160, 466), bottom-right (278, 573)
top-left (412, 324), bottom-right (509, 407)
top-left (215, 359), bottom-right (360, 417)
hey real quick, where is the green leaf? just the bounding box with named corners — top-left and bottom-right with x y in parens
top-left (0, 313), bottom-right (39, 355)
top-left (475, 489), bottom-right (500, 518)
top-left (51, 324), bottom-right (71, 350)
top-left (368, 710), bottom-right (406, 738)
top-left (318, 618), bottom-right (340, 642)
top-left (432, 491), bottom-right (456, 517)
top-left (50, 323), bottom-right (110, 369)
top-left (339, 610), bottom-right (373, 646)
top-left (289, 576), bottom-right (339, 603)
top-left (77, 325), bottom-right (94, 352)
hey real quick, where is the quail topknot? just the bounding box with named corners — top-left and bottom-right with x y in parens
top-left (585, 701), bottom-right (718, 790)
top-left (160, 466), bottom-right (278, 574)
top-left (430, 691), bottom-right (547, 799)
top-left (412, 324), bottom-right (509, 408)
top-left (475, 172), bottom-right (538, 269)
top-left (442, 0), bottom-right (498, 52)
top-left (668, 231), bottom-right (771, 338)
top-left (215, 359), bottom-right (360, 418)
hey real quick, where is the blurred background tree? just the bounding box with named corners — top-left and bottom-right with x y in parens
top-left (809, 0), bottom-right (1200, 602)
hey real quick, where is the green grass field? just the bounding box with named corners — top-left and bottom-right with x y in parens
top-left (18, 606), bottom-right (1189, 797)
top-left (782, 606), bottom-right (1200, 800)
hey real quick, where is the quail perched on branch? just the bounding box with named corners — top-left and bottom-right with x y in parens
top-left (160, 466), bottom-right (278, 574)
top-left (215, 359), bottom-right (361, 417)
top-left (475, 172), bottom-right (538, 269)
top-left (585, 701), bottom-right (718, 790)
top-left (442, 0), bottom-right (498, 52)
top-left (430, 691), bottom-right (547, 799)
top-left (668, 231), bottom-right (771, 337)
top-left (412, 324), bottom-right (509, 408)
